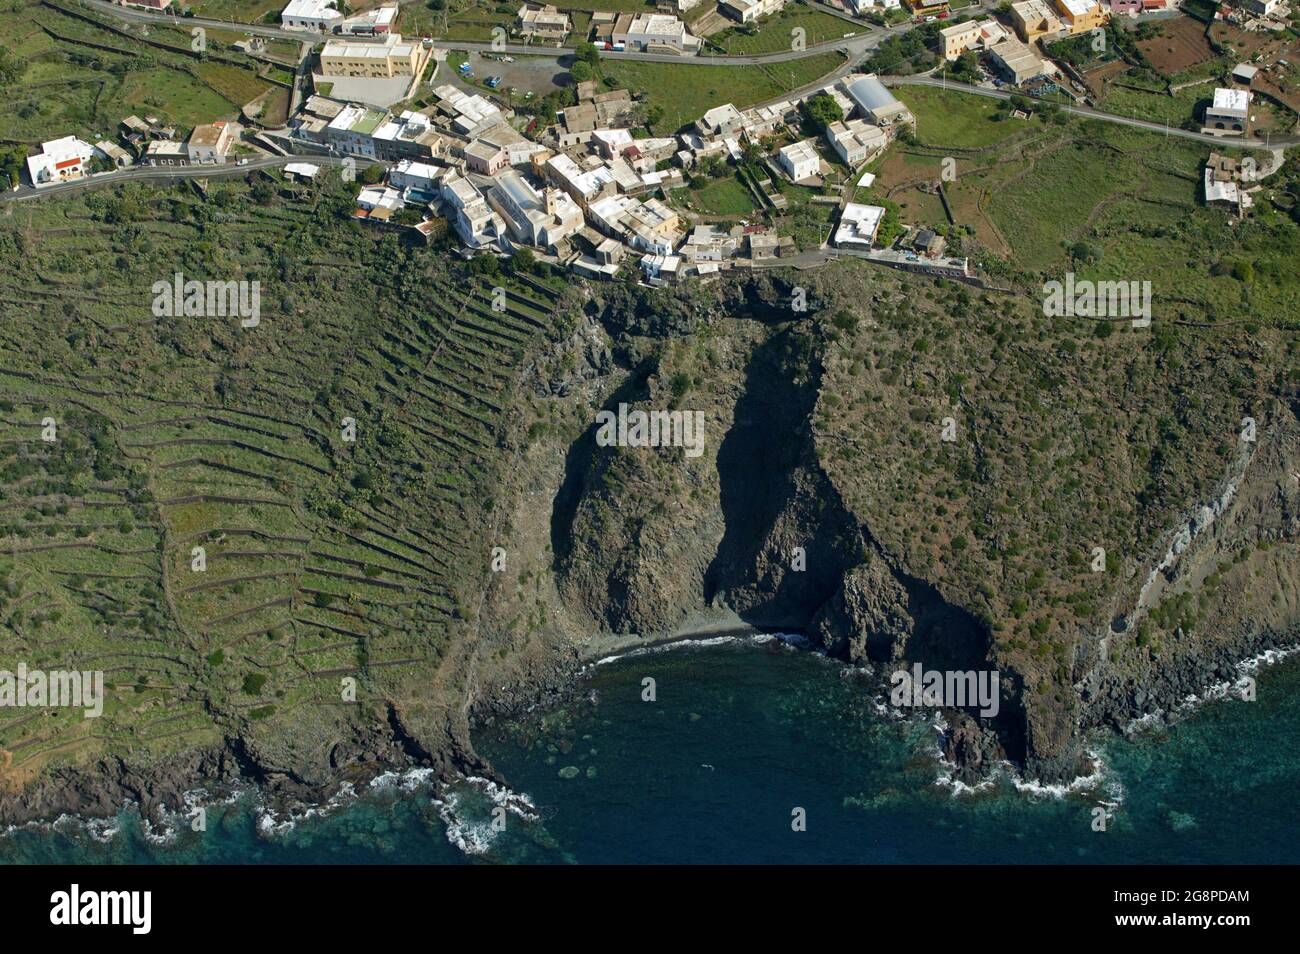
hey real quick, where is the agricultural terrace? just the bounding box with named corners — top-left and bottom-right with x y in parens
top-left (0, 172), bottom-right (566, 786)
top-left (0, 0), bottom-right (283, 144)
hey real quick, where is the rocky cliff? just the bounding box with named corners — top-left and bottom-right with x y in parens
top-left (476, 261), bottom-right (1300, 785)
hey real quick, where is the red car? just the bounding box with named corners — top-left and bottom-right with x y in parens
top-left (938, 10), bottom-right (950, 17)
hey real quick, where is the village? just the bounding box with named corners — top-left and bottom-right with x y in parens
top-left (13, 0), bottom-right (1299, 283)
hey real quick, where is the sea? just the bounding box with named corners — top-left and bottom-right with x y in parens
top-left (3, 635), bottom-right (1298, 865)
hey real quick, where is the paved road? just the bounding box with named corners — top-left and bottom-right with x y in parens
top-left (0, 154), bottom-right (372, 203)
top-left (77, 0), bottom-right (897, 66)
top-left (887, 75), bottom-right (1299, 150)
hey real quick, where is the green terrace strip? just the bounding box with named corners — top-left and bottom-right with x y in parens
top-left (0, 173), bottom-right (565, 790)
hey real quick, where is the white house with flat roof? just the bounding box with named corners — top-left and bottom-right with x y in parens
top-left (778, 139), bottom-right (821, 182)
top-left (1204, 87), bottom-right (1249, 135)
top-left (281, 0), bottom-right (342, 31)
top-left (612, 13), bottom-right (702, 54)
top-left (834, 202), bottom-right (885, 248)
top-left (826, 119), bottom-right (886, 167)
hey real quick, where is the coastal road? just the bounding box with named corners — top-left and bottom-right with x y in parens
top-left (886, 75), bottom-right (1299, 151)
top-left (0, 154), bottom-right (374, 203)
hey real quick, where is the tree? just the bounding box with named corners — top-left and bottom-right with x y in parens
top-left (800, 92), bottom-right (843, 132)
top-left (570, 60), bottom-right (594, 84)
top-left (510, 247), bottom-right (537, 275)
top-left (574, 41), bottom-right (601, 69)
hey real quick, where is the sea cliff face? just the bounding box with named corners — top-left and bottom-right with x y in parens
top-left (477, 263), bottom-right (1300, 785)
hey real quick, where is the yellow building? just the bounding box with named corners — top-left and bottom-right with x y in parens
top-left (319, 34), bottom-right (429, 79)
top-left (939, 18), bottom-right (1008, 60)
top-left (904, 0), bottom-right (950, 15)
top-left (1010, 0), bottom-right (1062, 42)
top-left (1053, 0), bottom-right (1108, 34)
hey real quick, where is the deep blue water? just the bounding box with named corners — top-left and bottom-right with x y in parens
top-left (4, 639), bottom-right (1298, 864)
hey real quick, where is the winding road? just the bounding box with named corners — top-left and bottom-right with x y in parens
top-left (886, 75), bottom-right (1297, 151)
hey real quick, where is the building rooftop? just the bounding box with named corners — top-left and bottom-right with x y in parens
top-left (1212, 87), bottom-right (1249, 113)
top-left (283, 0), bottom-right (343, 20)
top-left (1057, 0), bottom-right (1097, 16)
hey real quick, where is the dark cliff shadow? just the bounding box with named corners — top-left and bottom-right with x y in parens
top-left (549, 359), bottom-right (655, 572)
top-left (703, 326), bottom-right (860, 626)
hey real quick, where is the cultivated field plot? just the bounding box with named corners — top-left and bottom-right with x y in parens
top-left (703, 7), bottom-right (856, 55)
top-left (0, 1), bottom-right (274, 143)
top-left (1138, 15), bottom-right (1216, 78)
top-left (603, 51), bottom-right (846, 135)
top-left (875, 89), bottom-right (1300, 324)
top-left (0, 176), bottom-right (562, 789)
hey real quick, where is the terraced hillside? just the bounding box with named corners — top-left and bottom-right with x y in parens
top-left (0, 174), bottom-right (565, 813)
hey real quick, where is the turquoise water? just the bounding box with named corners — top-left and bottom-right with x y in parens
top-left (4, 639), bottom-right (1298, 864)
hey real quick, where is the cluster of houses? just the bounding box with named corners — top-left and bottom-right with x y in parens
top-left (512, 0), bottom-right (800, 53)
top-left (936, 0), bottom-right (1117, 87)
top-left (286, 65), bottom-right (918, 283)
top-left (1214, 0), bottom-right (1291, 28)
top-left (23, 116), bottom-right (240, 187)
top-left (280, 0), bottom-right (399, 35)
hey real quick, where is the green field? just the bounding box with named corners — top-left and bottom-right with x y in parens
top-left (0, 2), bottom-right (273, 142)
top-left (689, 174), bottom-right (760, 216)
top-left (895, 86), bottom-right (1032, 149)
top-left (603, 51), bottom-right (846, 134)
top-left (184, 0), bottom-right (283, 23)
top-left (704, 8), bottom-right (856, 55)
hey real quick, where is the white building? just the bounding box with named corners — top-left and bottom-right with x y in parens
top-left (357, 185), bottom-right (404, 214)
top-left (388, 159), bottom-right (442, 197)
top-left (641, 251), bottom-right (682, 283)
top-left (487, 169), bottom-right (584, 249)
top-left (25, 136), bottom-right (95, 187)
top-left (612, 13), bottom-right (702, 54)
top-left (589, 193), bottom-right (641, 238)
top-left (778, 139), bottom-right (821, 182)
top-left (1243, 0), bottom-right (1281, 15)
top-left (697, 103), bottom-right (746, 139)
top-left (439, 169), bottom-right (500, 248)
top-left (281, 0), bottom-right (343, 31)
top-left (834, 202), bottom-right (886, 248)
top-left (720, 0), bottom-right (787, 23)
top-left (433, 85), bottom-right (508, 137)
top-left (337, 5), bottom-right (398, 35)
top-left (1204, 87), bottom-right (1250, 135)
top-left (545, 153), bottom-right (617, 207)
top-left (825, 119), bottom-right (886, 167)
top-left (516, 3), bottom-right (571, 41)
